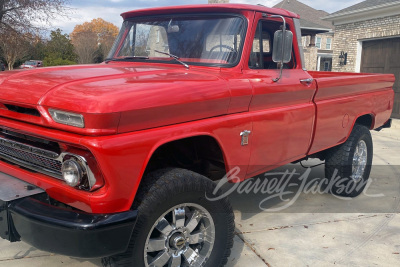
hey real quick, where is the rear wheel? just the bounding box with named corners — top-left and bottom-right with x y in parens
top-left (325, 124), bottom-right (373, 197)
top-left (102, 168), bottom-right (234, 267)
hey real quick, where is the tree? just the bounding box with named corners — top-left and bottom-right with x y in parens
top-left (44, 28), bottom-right (77, 65)
top-left (70, 18), bottom-right (119, 64)
top-left (28, 35), bottom-right (47, 61)
top-left (43, 54), bottom-right (76, 66)
top-left (70, 31), bottom-right (98, 64)
top-left (0, 29), bottom-right (30, 70)
top-left (0, 0), bottom-right (69, 34)
top-left (0, 1), bottom-right (70, 69)
top-left (45, 29), bottom-right (77, 61)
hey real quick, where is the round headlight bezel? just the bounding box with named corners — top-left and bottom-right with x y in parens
top-left (61, 159), bottom-right (83, 187)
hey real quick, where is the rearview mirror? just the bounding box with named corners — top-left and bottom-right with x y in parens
top-left (167, 19), bottom-right (179, 33)
top-left (167, 25), bottom-right (180, 33)
top-left (272, 30), bottom-right (293, 63)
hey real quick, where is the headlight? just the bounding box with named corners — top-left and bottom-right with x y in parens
top-left (49, 109), bottom-right (85, 128)
top-left (61, 159), bottom-right (83, 187)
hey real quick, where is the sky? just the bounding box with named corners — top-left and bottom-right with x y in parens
top-left (52, 0), bottom-right (365, 34)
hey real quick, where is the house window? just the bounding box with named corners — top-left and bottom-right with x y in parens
top-left (324, 61), bottom-right (330, 71)
top-left (316, 37), bottom-right (321, 49)
top-left (302, 36), bottom-right (308, 47)
top-left (326, 38), bottom-right (332, 49)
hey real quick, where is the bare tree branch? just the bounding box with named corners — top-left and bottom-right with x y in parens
top-left (0, 28), bottom-right (30, 69)
top-left (0, 0), bottom-right (70, 34)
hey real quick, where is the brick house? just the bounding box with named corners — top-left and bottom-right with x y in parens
top-left (273, 0), bottom-right (334, 71)
top-left (324, 0), bottom-right (400, 118)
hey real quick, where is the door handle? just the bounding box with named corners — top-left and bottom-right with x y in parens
top-left (300, 78), bottom-right (314, 86)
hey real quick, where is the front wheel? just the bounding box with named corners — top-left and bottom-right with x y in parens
top-left (103, 168), bottom-right (234, 267)
top-left (325, 124), bottom-right (373, 197)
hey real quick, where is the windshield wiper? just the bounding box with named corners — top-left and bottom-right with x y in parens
top-left (105, 56), bottom-right (149, 63)
top-left (154, 50), bottom-right (189, 69)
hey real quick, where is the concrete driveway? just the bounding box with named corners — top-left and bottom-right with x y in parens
top-left (1, 120), bottom-right (399, 266)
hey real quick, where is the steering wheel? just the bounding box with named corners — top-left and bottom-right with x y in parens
top-left (209, 44), bottom-right (236, 53)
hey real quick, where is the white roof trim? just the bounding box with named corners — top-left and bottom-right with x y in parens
top-left (317, 53), bottom-right (333, 57)
top-left (301, 26), bottom-right (332, 32)
top-left (323, 1), bottom-right (400, 25)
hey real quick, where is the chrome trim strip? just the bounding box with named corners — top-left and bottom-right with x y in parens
top-left (0, 136), bottom-right (59, 159)
top-left (0, 151), bottom-right (63, 179)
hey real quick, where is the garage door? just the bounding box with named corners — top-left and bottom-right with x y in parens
top-left (361, 37), bottom-right (400, 119)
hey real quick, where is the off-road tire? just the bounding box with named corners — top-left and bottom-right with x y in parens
top-left (325, 124), bottom-right (373, 197)
top-left (102, 168), bottom-right (234, 267)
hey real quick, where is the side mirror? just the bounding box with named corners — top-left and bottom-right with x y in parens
top-left (272, 30), bottom-right (293, 63)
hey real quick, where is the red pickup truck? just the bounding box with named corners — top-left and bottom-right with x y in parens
top-left (0, 4), bottom-right (394, 267)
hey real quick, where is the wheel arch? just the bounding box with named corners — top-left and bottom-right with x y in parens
top-left (143, 134), bottom-right (228, 179)
top-left (131, 133), bottom-right (229, 204)
top-left (310, 113), bottom-right (375, 160)
top-left (353, 113), bottom-right (375, 130)
top-left (344, 113), bottom-right (375, 146)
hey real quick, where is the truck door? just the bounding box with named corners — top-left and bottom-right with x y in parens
top-left (243, 15), bottom-right (317, 176)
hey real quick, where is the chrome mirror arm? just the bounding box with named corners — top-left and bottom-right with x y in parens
top-left (270, 15), bottom-right (286, 83)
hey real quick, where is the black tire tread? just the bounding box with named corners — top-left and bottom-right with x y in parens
top-left (325, 124), bottom-right (373, 197)
top-left (103, 168), bottom-right (235, 267)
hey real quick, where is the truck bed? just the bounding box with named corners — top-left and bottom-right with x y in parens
top-left (307, 71), bottom-right (395, 154)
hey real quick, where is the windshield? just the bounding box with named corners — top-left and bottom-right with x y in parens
top-left (24, 61), bottom-right (36, 66)
top-left (107, 15), bottom-right (246, 67)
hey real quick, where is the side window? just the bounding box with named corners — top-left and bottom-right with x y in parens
top-left (249, 22), bottom-right (263, 68)
top-left (262, 33), bottom-right (271, 52)
top-left (249, 20), bottom-right (295, 70)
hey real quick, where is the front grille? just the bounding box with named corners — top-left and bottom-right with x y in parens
top-left (0, 139), bottom-right (62, 178)
top-left (3, 104), bottom-right (41, 117)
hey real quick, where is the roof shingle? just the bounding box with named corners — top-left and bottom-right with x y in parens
top-left (329, 0), bottom-right (400, 16)
top-left (273, 0), bottom-right (334, 30)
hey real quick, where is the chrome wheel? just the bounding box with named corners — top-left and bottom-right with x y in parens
top-left (351, 140), bottom-right (368, 181)
top-left (144, 203), bottom-right (215, 267)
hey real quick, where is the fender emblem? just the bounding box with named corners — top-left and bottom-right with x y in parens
top-left (240, 130), bottom-right (251, 146)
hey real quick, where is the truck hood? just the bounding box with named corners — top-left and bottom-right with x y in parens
top-left (0, 63), bottom-right (231, 134)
